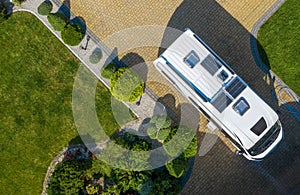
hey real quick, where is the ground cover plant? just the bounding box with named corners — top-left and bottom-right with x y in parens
top-left (257, 0), bottom-right (300, 95)
top-left (0, 12), bottom-right (126, 194)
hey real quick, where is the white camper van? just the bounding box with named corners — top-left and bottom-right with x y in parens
top-left (153, 29), bottom-right (283, 161)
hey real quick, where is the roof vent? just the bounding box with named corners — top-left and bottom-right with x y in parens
top-left (184, 50), bottom-right (200, 68)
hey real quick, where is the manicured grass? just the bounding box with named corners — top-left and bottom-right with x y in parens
top-left (257, 0), bottom-right (300, 95)
top-left (0, 12), bottom-right (124, 194)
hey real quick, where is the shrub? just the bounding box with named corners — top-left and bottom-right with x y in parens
top-left (61, 23), bottom-right (85, 46)
top-left (150, 114), bottom-right (171, 129)
top-left (37, 1), bottom-right (53, 16)
top-left (165, 155), bottom-right (188, 178)
top-left (147, 123), bottom-right (158, 139)
top-left (89, 48), bottom-right (102, 64)
top-left (157, 128), bottom-right (171, 142)
top-left (110, 68), bottom-right (144, 102)
top-left (183, 135), bottom-right (197, 159)
top-left (47, 13), bottom-right (67, 31)
top-left (163, 126), bottom-right (195, 157)
top-left (101, 63), bottom-right (116, 79)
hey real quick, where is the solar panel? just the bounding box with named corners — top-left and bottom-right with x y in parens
top-left (200, 54), bottom-right (221, 75)
top-left (211, 91), bottom-right (233, 112)
top-left (225, 77), bottom-right (246, 98)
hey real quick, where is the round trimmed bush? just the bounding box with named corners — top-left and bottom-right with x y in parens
top-left (157, 128), bottom-right (171, 142)
top-left (150, 115), bottom-right (172, 129)
top-left (47, 13), bottom-right (67, 31)
top-left (37, 1), bottom-right (53, 16)
top-left (110, 68), bottom-right (144, 102)
top-left (101, 63), bottom-right (116, 79)
top-left (89, 48), bottom-right (102, 64)
top-left (61, 23), bottom-right (85, 46)
top-left (147, 123), bottom-right (158, 139)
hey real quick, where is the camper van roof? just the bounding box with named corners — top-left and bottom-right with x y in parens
top-left (157, 29), bottom-right (279, 149)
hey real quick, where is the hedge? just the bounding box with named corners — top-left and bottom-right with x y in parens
top-left (47, 13), bottom-right (67, 31)
top-left (61, 23), bottom-right (85, 46)
top-left (110, 68), bottom-right (144, 102)
top-left (37, 1), bottom-right (53, 16)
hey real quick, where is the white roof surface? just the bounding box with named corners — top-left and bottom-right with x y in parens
top-left (156, 29), bottom-right (279, 149)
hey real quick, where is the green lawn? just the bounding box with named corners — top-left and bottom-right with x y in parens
top-left (0, 12), bottom-right (123, 194)
top-left (257, 0), bottom-right (300, 95)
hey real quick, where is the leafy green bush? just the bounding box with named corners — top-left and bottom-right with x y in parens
top-left (150, 114), bottom-right (172, 129)
top-left (157, 128), bottom-right (171, 142)
top-left (12, 0), bottom-right (26, 6)
top-left (147, 123), bottom-right (158, 139)
top-left (101, 63), bottom-right (116, 79)
top-left (47, 160), bottom-right (91, 194)
top-left (37, 1), bottom-right (53, 16)
top-left (110, 68), bottom-right (144, 102)
top-left (165, 155), bottom-right (188, 178)
top-left (89, 48), bottom-right (102, 64)
top-left (183, 135), bottom-right (197, 158)
top-left (163, 126), bottom-right (196, 157)
top-left (47, 13), bottom-right (67, 31)
top-left (61, 23), bottom-right (85, 46)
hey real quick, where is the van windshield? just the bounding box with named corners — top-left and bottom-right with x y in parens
top-left (248, 120), bottom-right (281, 156)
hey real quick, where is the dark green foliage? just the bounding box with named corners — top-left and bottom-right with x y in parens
top-left (61, 23), bottom-right (85, 46)
top-left (150, 114), bottom-right (172, 129)
top-left (37, 1), bottom-right (53, 16)
top-left (183, 135), bottom-right (197, 158)
top-left (101, 63), bottom-right (116, 79)
top-left (150, 168), bottom-right (181, 194)
top-left (89, 48), bottom-right (103, 64)
top-left (47, 160), bottom-right (91, 194)
top-left (165, 155), bottom-right (188, 178)
top-left (0, 3), bottom-right (7, 24)
top-left (47, 13), bottom-right (67, 31)
top-left (110, 168), bottom-right (152, 193)
top-left (110, 68), bottom-right (144, 102)
top-left (157, 128), bottom-right (171, 142)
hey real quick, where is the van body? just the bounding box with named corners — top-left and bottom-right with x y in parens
top-left (153, 29), bottom-right (283, 161)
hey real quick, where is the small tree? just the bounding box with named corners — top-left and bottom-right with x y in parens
top-left (110, 68), bottom-right (144, 102)
top-left (47, 13), bottom-right (67, 31)
top-left (37, 1), bottom-right (53, 16)
top-left (61, 23), bottom-right (85, 46)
